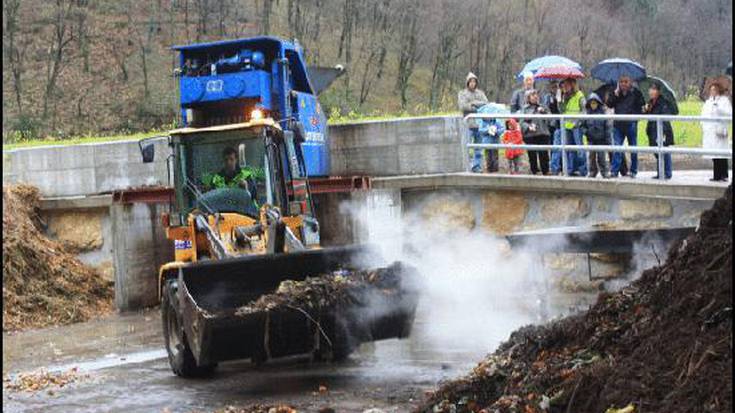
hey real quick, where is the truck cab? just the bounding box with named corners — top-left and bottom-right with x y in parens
top-left (172, 36), bottom-right (330, 177)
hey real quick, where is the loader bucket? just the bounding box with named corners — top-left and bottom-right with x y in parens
top-left (176, 245), bottom-right (419, 366)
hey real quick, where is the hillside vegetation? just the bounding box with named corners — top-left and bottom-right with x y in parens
top-left (2, 0), bottom-right (731, 143)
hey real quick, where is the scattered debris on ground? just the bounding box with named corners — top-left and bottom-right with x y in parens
top-left (3, 368), bottom-right (88, 393)
top-left (418, 186), bottom-right (732, 413)
top-left (2, 184), bottom-right (113, 331)
top-left (207, 406), bottom-right (297, 413)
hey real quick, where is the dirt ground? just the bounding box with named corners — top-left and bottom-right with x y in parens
top-left (2, 287), bottom-right (601, 413)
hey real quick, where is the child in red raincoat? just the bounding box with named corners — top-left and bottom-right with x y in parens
top-left (502, 119), bottom-right (524, 174)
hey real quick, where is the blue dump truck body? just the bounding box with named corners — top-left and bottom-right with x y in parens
top-left (172, 36), bottom-right (330, 176)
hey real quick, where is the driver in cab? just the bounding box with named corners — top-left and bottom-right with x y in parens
top-left (202, 147), bottom-right (258, 202)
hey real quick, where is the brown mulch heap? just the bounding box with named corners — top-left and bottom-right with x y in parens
top-left (2, 184), bottom-right (113, 331)
top-left (236, 264), bottom-right (407, 316)
top-left (419, 186), bottom-right (732, 413)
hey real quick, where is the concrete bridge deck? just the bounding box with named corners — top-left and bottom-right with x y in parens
top-left (372, 170), bottom-right (730, 201)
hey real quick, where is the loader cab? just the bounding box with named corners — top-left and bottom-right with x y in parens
top-left (166, 121), bottom-right (314, 223)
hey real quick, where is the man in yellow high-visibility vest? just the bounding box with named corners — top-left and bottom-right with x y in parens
top-left (555, 78), bottom-right (588, 176)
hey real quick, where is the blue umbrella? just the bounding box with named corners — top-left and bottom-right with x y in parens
top-left (591, 58), bottom-right (647, 84)
top-left (476, 103), bottom-right (509, 136)
top-left (517, 56), bottom-right (582, 82)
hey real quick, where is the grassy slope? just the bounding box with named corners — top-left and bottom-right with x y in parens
top-left (635, 100), bottom-right (704, 147)
top-left (4, 101), bottom-right (708, 151)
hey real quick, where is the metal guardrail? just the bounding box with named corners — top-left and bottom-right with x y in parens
top-left (463, 113), bottom-right (733, 178)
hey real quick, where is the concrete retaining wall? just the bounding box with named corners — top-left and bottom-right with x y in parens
top-left (3, 138), bottom-right (170, 197)
top-left (329, 116), bottom-right (465, 176)
top-left (110, 202), bottom-right (174, 311)
top-left (3, 117), bottom-right (467, 198)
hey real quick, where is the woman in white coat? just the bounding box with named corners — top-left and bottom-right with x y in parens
top-left (701, 82), bottom-right (732, 181)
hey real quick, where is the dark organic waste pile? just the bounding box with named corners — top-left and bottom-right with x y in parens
top-left (419, 186), bottom-right (732, 413)
top-left (3, 184), bottom-right (113, 331)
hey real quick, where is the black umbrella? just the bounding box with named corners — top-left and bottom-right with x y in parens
top-left (593, 83), bottom-right (616, 107)
top-left (638, 76), bottom-right (678, 115)
top-left (726, 61), bottom-right (732, 77)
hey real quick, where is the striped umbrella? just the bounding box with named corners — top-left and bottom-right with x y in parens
top-left (533, 65), bottom-right (585, 80)
top-left (517, 55), bottom-right (582, 82)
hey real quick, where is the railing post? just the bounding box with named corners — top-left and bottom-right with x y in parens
top-left (560, 117), bottom-right (568, 176)
top-left (461, 118), bottom-right (471, 173)
top-left (656, 119), bottom-right (664, 180)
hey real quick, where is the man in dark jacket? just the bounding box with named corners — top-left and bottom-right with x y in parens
top-left (607, 75), bottom-right (645, 178)
top-left (581, 93), bottom-right (610, 178)
top-left (541, 81), bottom-right (561, 134)
top-left (643, 83), bottom-right (675, 179)
top-left (521, 89), bottom-right (551, 175)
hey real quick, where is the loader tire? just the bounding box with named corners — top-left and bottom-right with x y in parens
top-left (162, 279), bottom-right (217, 378)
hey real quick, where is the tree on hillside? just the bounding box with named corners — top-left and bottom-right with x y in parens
top-left (356, 0), bottom-right (391, 107)
top-left (42, 0), bottom-right (78, 123)
top-left (394, 0), bottom-right (422, 110)
top-left (1, 0), bottom-right (733, 140)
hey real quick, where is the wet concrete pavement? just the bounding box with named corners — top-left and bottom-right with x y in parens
top-left (3, 293), bottom-right (595, 413)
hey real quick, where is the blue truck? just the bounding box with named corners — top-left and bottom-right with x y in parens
top-left (173, 36), bottom-right (339, 176)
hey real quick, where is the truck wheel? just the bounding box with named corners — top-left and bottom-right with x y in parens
top-left (161, 279), bottom-right (217, 377)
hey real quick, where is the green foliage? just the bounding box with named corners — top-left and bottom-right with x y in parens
top-left (6, 114), bottom-right (44, 143)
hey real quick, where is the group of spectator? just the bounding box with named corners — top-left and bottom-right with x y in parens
top-left (459, 71), bottom-right (732, 182)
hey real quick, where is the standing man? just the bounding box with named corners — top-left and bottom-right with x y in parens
top-left (541, 80), bottom-right (560, 137)
top-left (548, 80), bottom-right (564, 174)
top-left (557, 78), bottom-right (587, 176)
top-left (607, 75), bottom-right (645, 178)
top-left (458, 72), bottom-right (490, 173)
top-left (510, 72), bottom-right (535, 113)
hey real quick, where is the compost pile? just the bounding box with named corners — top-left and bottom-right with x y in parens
top-left (419, 186), bottom-right (732, 413)
top-left (236, 264), bottom-right (406, 316)
top-left (2, 184), bottom-right (113, 331)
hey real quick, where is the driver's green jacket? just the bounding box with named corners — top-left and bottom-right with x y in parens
top-left (201, 166), bottom-right (264, 210)
top-left (201, 167), bottom-right (262, 189)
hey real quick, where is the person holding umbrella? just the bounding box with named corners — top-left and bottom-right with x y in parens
top-left (595, 83), bottom-right (629, 176)
top-left (557, 78), bottom-right (588, 176)
top-left (592, 59), bottom-right (647, 178)
top-left (606, 75), bottom-right (645, 178)
top-left (643, 82), bottom-right (676, 179)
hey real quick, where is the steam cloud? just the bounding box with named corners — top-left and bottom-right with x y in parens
top-left (345, 191), bottom-right (547, 357)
